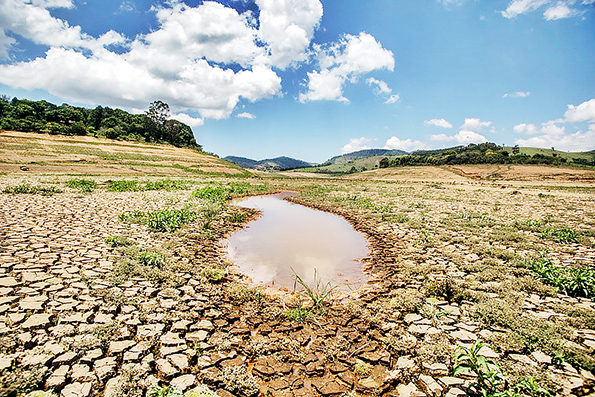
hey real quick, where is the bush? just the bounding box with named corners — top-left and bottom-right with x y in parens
top-left (66, 178), bottom-right (97, 193)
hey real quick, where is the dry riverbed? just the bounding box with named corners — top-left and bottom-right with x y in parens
top-left (0, 171), bottom-right (594, 397)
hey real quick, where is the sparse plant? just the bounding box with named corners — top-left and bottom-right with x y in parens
top-left (138, 251), bottom-right (167, 268)
top-left (148, 386), bottom-right (182, 397)
top-left (3, 184), bottom-right (62, 195)
top-left (540, 227), bottom-right (578, 244)
top-left (184, 385), bottom-right (217, 397)
top-left (202, 264), bottom-right (226, 282)
top-left (284, 304), bottom-right (310, 322)
top-left (354, 359), bottom-right (372, 377)
top-left (388, 289), bottom-right (425, 313)
top-left (452, 342), bottom-right (507, 396)
top-left (219, 365), bottom-right (259, 397)
top-left (105, 235), bottom-right (134, 247)
top-left (66, 178), bottom-right (97, 192)
top-left (292, 269), bottom-right (336, 314)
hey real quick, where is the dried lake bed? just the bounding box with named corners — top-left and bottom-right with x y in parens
top-left (0, 167), bottom-right (594, 397)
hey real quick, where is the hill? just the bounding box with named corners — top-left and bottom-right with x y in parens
top-left (323, 148), bottom-right (407, 165)
top-left (224, 156), bottom-right (312, 171)
top-left (0, 130), bottom-right (247, 175)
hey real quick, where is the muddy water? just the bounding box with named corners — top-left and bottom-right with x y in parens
top-left (225, 193), bottom-right (369, 290)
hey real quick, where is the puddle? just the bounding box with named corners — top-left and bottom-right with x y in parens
top-left (225, 193), bottom-right (369, 290)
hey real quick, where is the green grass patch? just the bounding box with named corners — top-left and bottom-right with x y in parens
top-left (3, 184), bottom-right (62, 196)
top-left (106, 179), bottom-right (191, 192)
top-left (539, 227), bottom-right (579, 244)
top-left (525, 258), bottom-right (594, 299)
top-left (66, 178), bottom-right (97, 193)
top-left (119, 208), bottom-right (197, 232)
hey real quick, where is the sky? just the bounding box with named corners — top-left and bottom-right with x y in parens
top-left (0, 0), bottom-right (594, 163)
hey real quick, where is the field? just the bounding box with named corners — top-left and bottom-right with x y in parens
top-left (1, 132), bottom-right (594, 397)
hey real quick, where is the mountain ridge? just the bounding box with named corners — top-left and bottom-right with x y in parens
top-left (224, 156), bottom-right (313, 171)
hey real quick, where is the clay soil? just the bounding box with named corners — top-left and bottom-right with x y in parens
top-left (0, 135), bottom-right (594, 397)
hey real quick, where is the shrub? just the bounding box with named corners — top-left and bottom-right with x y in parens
top-left (202, 265), bottom-right (226, 282)
top-left (138, 251), bottom-right (167, 268)
top-left (119, 208), bottom-right (197, 232)
top-left (540, 227), bottom-right (579, 244)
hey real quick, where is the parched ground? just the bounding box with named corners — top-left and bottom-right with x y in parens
top-left (0, 131), bottom-right (246, 176)
top-left (0, 158), bottom-right (594, 397)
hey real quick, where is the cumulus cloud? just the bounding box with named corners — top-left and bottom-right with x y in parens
top-left (513, 123), bottom-right (539, 134)
top-left (256, 0), bottom-right (323, 69)
top-left (563, 98), bottom-right (595, 123)
top-left (431, 131), bottom-right (488, 145)
top-left (424, 118), bottom-right (453, 128)
top-left (366, 78), bottom-right (392, 95)
top-left (236, 112), bottom-right (256, 119)
top-left (341, 137), bottom-right (374, 154)
top-left (513, 98), bottom-right (595, 151)
top-left (171, 113), bottom-right (205, 127)
top-left (300, 32), bottom-right (395, 103)
top-left (460, 118), bottom-right (492, 133)
top-left (384, 136), bottom-right (428, 152)
top-left (503, 91), bottom-right (531, 98)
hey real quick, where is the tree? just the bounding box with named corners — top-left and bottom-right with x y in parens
top-left (146, 100), bottom-right (170, 127)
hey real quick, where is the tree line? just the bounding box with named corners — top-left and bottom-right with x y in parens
top-left (0, 96), bottom-right (200, 149)
top-left (379, 142), bottom-right (594, 168)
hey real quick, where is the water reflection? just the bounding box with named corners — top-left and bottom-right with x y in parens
top-left (226, 193), bottom-right (369, 289)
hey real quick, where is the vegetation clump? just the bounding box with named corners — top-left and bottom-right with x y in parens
top-left (3, 184), bottom-right (62, 195)
top-left (525, 258), bottom-right (594, 299)
top-left (119, 208), bottom-right (197, 232)
top-left (66, 178), bottom-right (97, 192)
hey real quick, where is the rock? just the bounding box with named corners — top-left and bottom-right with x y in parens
top-left (395, 382), bottom-right (426, 396)
top-left (108, 340), bottom-right (135, 354)
top-left (310, 377), bottom-right (348, 395)
top-left (0, 277), bottom-right (18, 287)
top-left (169, 353), bottom-right (189, 371)
top-left (419, 375), bottom-right (443, 396)
top-left (450, 330), bottom-right (477, 342)
top-left (477, 345), bottom-right (498, 359)
top-left (104, 377), bottom-right (122, 397)
top-left (404, 314), bottom-right (422, 323)
top-left (0, 357), bottom-right (12, 371)
top-left (61, 382), bottom-right (92, 397)
top-left (46, 365), bottom-right (69, 388)
top-left (170, 374), bottom-right (196, 391)
top-left (94, 357), bottom-right (117, 380)
top-left (444, 388), bottom-right (466, 397)
top-left (396, 356), bottom-right (416, 370)
top-left (160, 332), bottom-right (184, 346)
top-left (439, 377), bottom-right (465, 387)
top-left (157, 358), bottom-right (180, 378)
top-left (53, 352), bottom-right (77, 365)
top-left (21, 313), bottom-right (51, 329)
top-left (21, 353), bottom-right (53, 367)
top-left (530, 351), bottom-right (552, 364)
top-left (186, 330), bottom-right (209, 342)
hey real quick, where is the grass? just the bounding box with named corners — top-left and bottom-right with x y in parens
top-left (539, 227), bottom-right (579, 244)
top-left (66, 178), bottom-right (97, 192)
top-left (106, 179), bottom-right (191, 192)
top-left (3, 184), bottom-right (62, 196)
top-left (524, 257), bottom-right (594, 299)
top-left (119, 208), bottom-right (197, 232)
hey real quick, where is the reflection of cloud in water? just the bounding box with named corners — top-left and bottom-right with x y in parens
top-left (225, 194), bottom-right (368, 290)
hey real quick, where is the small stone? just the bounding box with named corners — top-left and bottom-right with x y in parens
top-left (396, 356), bottom-right (416, 370)
top-left (439, 377), bottom-right (465, 387)
top-left (395, 382), bottom-right (426, 397)
top-left (186, 330), bottom-right (209, 342)
top-left (450, 330), bottom-right (477, 342)
top-left (0, 277), bottom-right (18, 287)
top-left (404, 314), bottom-right (422, 323)
top-left (94, 357), bottom-right (117, 380)
top-left (71, 364), bottom-right (96, 383)
top-left (46, 365), bottom-right (69, 388)
top-left (530, 351), bottom-right (551, 364)
top-left (420, 375), bottom-right (443, 396)
top-left (53, 352), bottom-right (77, 365)
top-left (157, 358), bottom-right (180, 378)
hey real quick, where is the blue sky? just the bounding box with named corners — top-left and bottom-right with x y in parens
top-left (1, 0), bottom-right (594, 163)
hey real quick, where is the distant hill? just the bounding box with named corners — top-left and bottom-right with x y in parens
top-left (224, 156), bottom-right (313, 171)
top-left (324, 149), bottom-right (408, 165)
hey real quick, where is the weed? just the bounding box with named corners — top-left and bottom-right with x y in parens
top-left (388, 289), bottom-right (425, 313)
top-left (104, 235), bottom-right (134, 247)
top-left (66, 178), bottom-right (96, 192)
top-left (525, 258), bottom-right (595, 299)
top-left (107, 179), bottom-right (190, 192)
top-left (193, 185), bottom-right (229, 203)
top-left (425, 277), bottom-right (467, 303)
top-left (292, 269), bottom-right (336, 314)
top-left (148, 386), bottom-right (182, 397)
top-left (138, 251), bottom-right (167, 268)
top-left (354, 359), bottom-right (372, 377)
top-left (227, 285), bottom-right (265, 304)
top-left (284, 305), bottom-right (310, 322)
top-left (184, 385), bottom-right (217, 397)
top-left (219, 365), bottom-right (260, 397)
top-left (3, 184), bottom-right (62, 196)
top-left (120, 208), bottom-right (197, 232)
top-left (452, 342), bottom-right (507, 396)
top-left (540, 227), bottom-right (579, 244)
top-left (227, 212), bottom-right (246, 223)
top-left (202, 265), bottom-right (226, 282)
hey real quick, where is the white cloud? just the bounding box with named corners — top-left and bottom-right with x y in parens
top-left (515, 129), bottom-right (595, 151)
top-left (503, 91), bottom-right (531, 98)
top-left (171, 113), bottom-right (204, 127)
top-left (424, 118), bottom-right (453, 128)
top-left (236, 112), bottom-right (256, 119)
top-left (366, 77), bottom-right (392, 95)
top-left (430, 130), bottom-right (488, 145)
top-left (513, 98), bottom-right (595, 151)
top-left (0, 1), bottom-right (296, 120)
top-left (501, 0), bottom-right (550, 18)
top-left (256, 0), bottom-right (323, 69)
top-left (544, 3), bottom-right (576, 20)
top-left (460, 118), bottom-right (492, 133)
top-left (300, 32), bottom-right (395, 103)
top-left (384, 136), bottom-right (428, 152)
top-left (513, 123), bottom-right (539, 134)
top-left (563, 98), bottom-right (595, 123)
top-left (385, 95), bottom-right (400, 104)
top-left (341, 137), bottom-right (374, 154)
